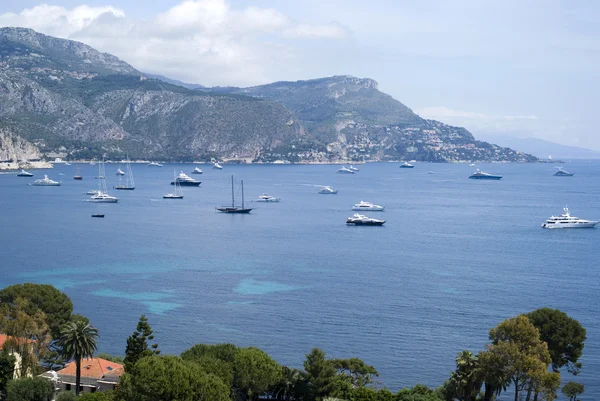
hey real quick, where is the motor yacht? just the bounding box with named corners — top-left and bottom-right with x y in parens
top-left (148, 162), bottom-right (163, 167)
top-left (192, 167), bottom-right (203, 174)
top-left (352, 201), bottom-right (385, 211)
top-left (116, 168), bottom-right (125, 176)
top-left (399, 162), bottom-right (414, 168)
top-left (469, 163), bottom-right (476, 167)
top-left (469, 169), bottom-right (502, 180)
top-left (348, 165), bottom-right (360, 172)
top-left (346, 214), bottom-right (385, 226)
top-left (256, 194), bottom-right (281, 202)
top-left (213, 162), bottom-right (223, 170)
top-left (17, 169), bottom-right (34, 177)
top-left (554, 167), bottom-right (574, 177)
top-left (89, 192), bottom-right (119, 203)
top-left (171, 171), bottom-right (201, 186)
top-left (30, 175), bottom-right (61, 186)
top-left (337, 166), bottom-right (355, 174)
top-left (542, 208), bottom-right (598, 229)
top-left (86, 189), bottom-right (101, 195)
top-left (318, 186), bottom-right (338, 194)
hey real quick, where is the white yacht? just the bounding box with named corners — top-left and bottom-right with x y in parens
top-left (192, 167), bottom-right (203, 174)
top-left (318, 186), bottom-right (338, 194)
top-left (17, 169), bottom-right (34, 177)
top-left (352, 201), bottom-right (385, 211)
top-left (554, 167), bottom-right (574, 177)
top-left (89, 192), bottom-right (119, 203)
top-left (31, 175), bottom-right (61, 186)
top-left (116, 168), bottom-right (125, 176)
top-left (348, 165), bottom-right (360, 172)
top-left (148, 162), bottom-right (163, 167)
top-left (337, 166), bottom-right (355, 174)
top-left (171, 171), bottom-right (201, 186)
top-left (399, 162), bottom-right (414, 168)
top-left (346, 214), bottom-right (385, 226)
top-left (86, 189), bottom-right (101, 195)
top-left (213, 162), bottom-right (223, 170)
top-left (542, 208), bottom-right (598, 229)
top-left (256, 194), bottom-right (280, 202)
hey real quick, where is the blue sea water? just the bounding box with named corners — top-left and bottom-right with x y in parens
top-left (1, 161), bottom-right (599, 399)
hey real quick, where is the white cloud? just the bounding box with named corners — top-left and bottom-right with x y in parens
top-left (0, 0), bottom-right (350, 86)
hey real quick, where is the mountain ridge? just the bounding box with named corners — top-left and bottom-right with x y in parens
top-left (0, 27), bottom-right (536, 163)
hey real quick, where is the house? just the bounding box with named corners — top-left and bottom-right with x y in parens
top-left (54, 357), bottom-right (124, 394)
top-left (0, 333), bottom-right (34, 379)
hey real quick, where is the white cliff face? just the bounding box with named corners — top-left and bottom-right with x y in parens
top-left (0, 126), bottom-right (51, 169)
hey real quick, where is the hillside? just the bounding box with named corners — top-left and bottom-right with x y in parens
top-left (0, 27), bottom-right (535, 163)
top-left (475, 133), bottom-right (600, 159)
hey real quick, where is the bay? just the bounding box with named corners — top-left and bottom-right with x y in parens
top-left (0, 161), bottom-right (599, 398)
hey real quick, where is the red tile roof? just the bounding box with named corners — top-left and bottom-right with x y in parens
top-left (58, 358), bottom-right (124, 381)
top-left (0, 333), bottom-right (34, 348)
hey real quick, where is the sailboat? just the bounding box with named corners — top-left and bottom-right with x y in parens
top-left (114, 157), bottom-right (135, 190)
top-left (163, 170), bottom-right (184, 199)
top-left (89, 159), bottom-right (118, 203)
top-left (216, 176), bottom-right (252, 213)
top-left (74, 164), bottom-right (83, 180)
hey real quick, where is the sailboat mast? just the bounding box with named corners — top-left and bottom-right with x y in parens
top-left (231, 175), bottom-right (235, 207)
top-left (241, 180), bottom-right (245, 208)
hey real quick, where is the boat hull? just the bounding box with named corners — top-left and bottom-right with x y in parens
top-left (171, 181), bottom-right (201, 186)
top-left (352, 207), bottom-right (384, 211)
top-left (256, 199), bottom-right (280, 202)
top-left (554, 173), bottom-right (574, 177)
top-left (17, 174), bottom-right (34, 177)
top-left (216, 207), bottom-right (252, 213)
top-left (31, 183), bottom-right (61, 186)
top-left (89, 199), bottom-right (118, 203)
top-left (163, 195), bottom-right (184, 199)
top-left (91, 214), bottom-right (105, 218)
top-left (114, 186), bottom-right (135, 190)
top-left (542, 222), bottom-right (598, 229)
top-left (399, 166), bottom-right (414, 169)
top-left (346, 220), bottom-right (385, 226)
top-left (469, 175), bottom-right (502, 180)
top-left (74, 176), bottom-right (83, 180)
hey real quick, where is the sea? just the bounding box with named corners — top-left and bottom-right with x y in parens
top-left (0, 161), bottom-right (599, 399)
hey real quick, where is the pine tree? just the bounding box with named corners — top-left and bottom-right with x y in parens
top-left (124, 315), bottom-right (160, 371)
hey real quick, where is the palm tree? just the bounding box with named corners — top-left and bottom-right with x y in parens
top-left (58, 320), bottom-right (98, 395)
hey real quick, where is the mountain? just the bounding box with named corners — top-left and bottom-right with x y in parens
top-left (143, 73), bottom-right (206, 90)
top-left (210, 76), bottom-right (536, 162)
top-left (0, 27), bottom-right (535, 163)
top-left (475, 133), bottom-right (600, 159)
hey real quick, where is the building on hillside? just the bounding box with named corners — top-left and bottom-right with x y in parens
top-left (52, 357), bottom-right (124, 394)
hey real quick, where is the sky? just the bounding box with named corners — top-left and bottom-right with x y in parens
top-left (1, 0), bottom-right (599, 150)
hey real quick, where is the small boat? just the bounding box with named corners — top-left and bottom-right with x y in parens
top-left (542, 207), bottom-right (598, 229)
top-left (164, 170), bottom-right (184, 199)
top-left (64, 162), bottom-right (72, 166)
top-left (91, 214), bottom-right (104, 218)
top-left (213, 162), bottom-right (223, 170)
top-left (148, 162), bottom-right (163, 167)
top-left (352, 201), bottom-right (385, 211)
top-left (86, 189), bottom-right (101, 195)
top-left (217, 176), bottom-right (252, 213)
top-left (318, 186), bottom-right (338, 194)
top-left (469, 169), bottom-right (502, 180)
top-left (17, 169), bottom-right (34, 177)
top-left (90, 160), bottom-right (96, 165)
top-left (192, 167), bottom-right (203, 174)
top-left (256, 194), bottom-right (280, 202)
top-left (348, 165), bottom-right (360, 172)
top-left (171, 171), bottom-right (201, 187)
top-left (554, 167), bottom-right (574, 177)
top-left (469, 163), bottom-right (476, 167)
top-left (428, 171), bottom-right (434, 175)
top-left (346, 214), bottom-right (385, 226)
top-left (114, 158), bottom-right (135, 190)
top-left (30, 175), bottom-right (61, 186)
top-left (399, 162), bottom-right (414, 168)
top-left (337, 166), bottom-right (355, 174)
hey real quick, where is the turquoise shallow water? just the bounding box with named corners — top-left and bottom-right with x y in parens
top-left (1, 161), bottom-right (599, 398)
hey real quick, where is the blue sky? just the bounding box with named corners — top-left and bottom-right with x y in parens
top-left (1, 0), bottom-right (599, 149)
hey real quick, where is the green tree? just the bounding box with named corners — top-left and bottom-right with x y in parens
top-left (270, 366), bottom-right (305, 401)
top-left (56, 392), bottom-right (77, 401)
top-left (304, 348), bottom-right (337, 401)
top-left (526, 308), bottom-right (586, 374)
top-left (0, 283), bottom-right (73, 337)
top-left (79, 392), bottom-right (115, 401)
top-left (0, 351), bottom-right (16, 398)
top-left (487, 315), bottom-right (555, 401)
top-left (6, 376), bottom-right (54, 401)
top-left (57, 320), bottom-right (99, 396)
top-left (233, 347), bottom-right (281, 400)
top-left (95, 354), bottom-right (124, 364)
top-left (116, 355), bottom-right (229, 401)
top-left (561, 382), bottom-right (584, 401)
top-left (446, 351), bottom-right (482, 401)
top-left (0, 297), bottom-right (52, 376)
top-left (396, 384), bottom-right (444, 401)
top-left (124, 315), bottom-right (160, 372)
top-left (330, 357), bottom-right (379, 388)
